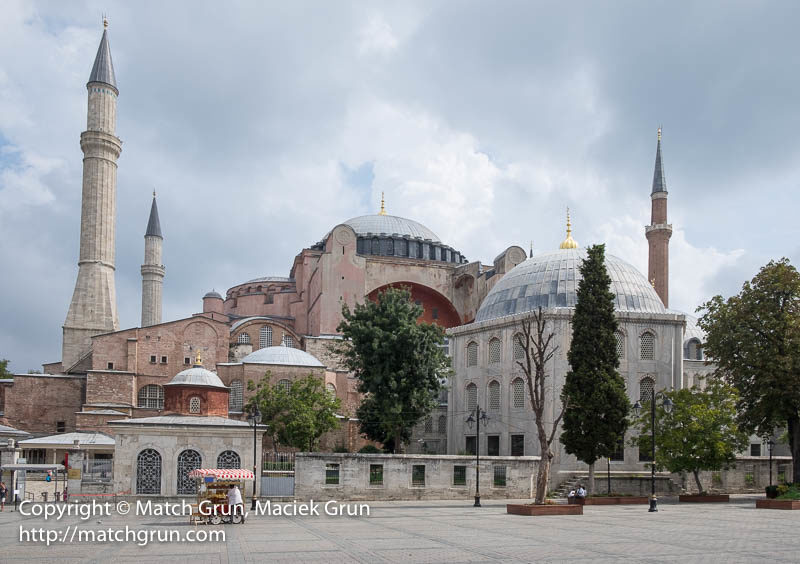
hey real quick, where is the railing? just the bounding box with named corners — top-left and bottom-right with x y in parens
top-left (82, 459), bottom-right (113, 482)
top-left (263, 451), bottom-right (295, 472)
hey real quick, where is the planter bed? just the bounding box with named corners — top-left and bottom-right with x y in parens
top-left (569, 496), bottom-right (649, 505)
top-left (679, 494), bottom-right (730, 503)
top-left (507, 503), bottom-right (582, 516)
top-left (756, 499), bottom-right (800, 510)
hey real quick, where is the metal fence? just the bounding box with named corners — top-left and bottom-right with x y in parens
top-left (263, 451), bottom-right (295, 471)
top-left (261, 452), bottom-right (294, 497)
top-left (82, 459), bottom-right (113, 482)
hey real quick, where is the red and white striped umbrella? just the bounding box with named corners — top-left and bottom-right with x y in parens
top-left (188, 468), bottom-right (255, 480)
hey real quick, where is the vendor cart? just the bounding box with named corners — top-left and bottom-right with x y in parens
top-left (188, 468), bottom-right (254, 525)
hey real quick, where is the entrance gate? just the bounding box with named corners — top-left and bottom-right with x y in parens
top-left (260, 452), bottom-right (294, 497)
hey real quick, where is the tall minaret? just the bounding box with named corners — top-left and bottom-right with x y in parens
top-left (645, 128), bottom-right (672, 308)
top-left (141, 192), bottom-right (165, 327)
top-left (62, 20), bottom-right (122, 370)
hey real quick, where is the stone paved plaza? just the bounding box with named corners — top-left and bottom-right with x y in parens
top-left (2, 495), bottom-right (799, 563)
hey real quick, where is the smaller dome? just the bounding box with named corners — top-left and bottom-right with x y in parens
top-left (166, 366), bottom-right (227, 389)
top-left (204, 290), bottom-right (223, 299)
top-left (242, 346), bottom-right (324, 368)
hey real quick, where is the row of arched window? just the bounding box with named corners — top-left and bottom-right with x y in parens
top-left (236, 326), bottom-right (296, 349)
top-left (136, 448), bottom-right (241, 495)
top-left (465, 330), bottom-right (659, 367)
top-left (423, 414), bottom-right (448, 434)
top-left (465, 378), bottom-right (527, 412)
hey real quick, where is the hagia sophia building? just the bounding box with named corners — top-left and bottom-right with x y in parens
top-left (0, 25), bottom-right (716, 484)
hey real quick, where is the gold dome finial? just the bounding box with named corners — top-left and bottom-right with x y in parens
top-left (103, 15), bottom-right (109, 29)
top-left (194, 351), bottom-right (203, 366)
top-left (378, 191), bottom-right (387, 215)
top-left (657, 127), bottom-right (662, 141)
top-left (559, 207), bottom-right (579, 249)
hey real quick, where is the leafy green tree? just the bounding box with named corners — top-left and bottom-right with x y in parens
top-left (560, 244), bottom-right (630, 494)
top-left (699, 258), bottom-right (800, 484)
top-left (632, 378), bottom-right (748, 493)
top-left (0, 359), bottom-right (12, 378)
top-left (334, 287), bottom-right (449, 453)
top-left (247, 373), bottom-right (341, 451)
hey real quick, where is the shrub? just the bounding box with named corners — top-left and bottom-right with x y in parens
top-left (765, 485), bottom-right (779, 499)
top-left (333, 443), bottom-right (349, 453)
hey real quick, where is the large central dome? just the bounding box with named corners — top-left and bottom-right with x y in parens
top-left (343, 214), bottom-right (441, 242)
top-left (475, 248), bottom-right (665, 322)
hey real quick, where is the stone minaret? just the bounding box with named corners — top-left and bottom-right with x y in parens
top-left (62, 21), bottom-right (122, 370)
top-left (141, 193), bottom-right (165, 327)
top-left (645, 128), bottom-right (672, 308)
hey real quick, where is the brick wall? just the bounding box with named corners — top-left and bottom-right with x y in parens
top-left (163, 386), bottom-right (229, 417)
top-left (4, 374), bottom-right (85, 434)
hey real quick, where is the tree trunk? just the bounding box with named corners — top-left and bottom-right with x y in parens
top-left (535, 451), bottom-right (552, 504)
top-left (693, 470), bottom-right (704, 494)
top-left (789, 414), bottom-right (800, 484)
top-left (588, 463), bottom-right (595, 495)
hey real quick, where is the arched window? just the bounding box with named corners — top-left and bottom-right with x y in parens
top-left (512, 378), bottom-right (525, 409)
top-left (136, 449), bottom-right (161, 495)
top-left (237, 332), bottom-right (251, 344)
top-left (137, 384), bottom-right (164, 410)
top-left (259, 326), bottom-right (272, 349)
top-left (372, 237), bottom-right (380, 255)
top-left (229, 380), bottom-right (243, 412)
top-left (386, 239), bottom-right (394, 255)
top-left (424, 417), bottom-right (433, 433)
top-left (189, 396), bottom-right (201, 414)
top-left (615, 331), bottom-right (625, 359)
top-left (278, 379), bottom-right (291, 392)
top-left (513, 334), bottom-right (525, 361)
top-left (326, 382), bottom-right (336, 397)
top-left (282, 335), bottom-right (294, 348)
top-left (640, 332), bottom-right (655, 360)
top-left (438, 414), bottom-right (447, 434)
top-left (488, 380), bottom-right (501, 411)
top-left (466, 342), bottom-right (478, 367)
top-left (466, 383), bottom-right (478, 412)
top-left (639, 376), bottom-right (655, 403)
top-left (488, 338), bottom-right (502, 364)
top-left (398, 239), bottom-right (407, 256)
top-left (176, 449), bottom-right (202, 494)
top-left (217, 450), bottom-right (241, 469)
top-left (687, 339), bottom-right (703, 360)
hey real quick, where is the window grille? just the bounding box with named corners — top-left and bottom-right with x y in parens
top-left (750, 444), bottom-right (761, 457)
top-left (411, 465), bottom-right (425, 487)
top-left (369, 464), bottom-right (383, 485)
top-left (424, 417), bottom-right (433, 433)
top-left (640, 332), bottom-right (655, 360)
top-left (137, 384), bottom-right (164, 409)
top-left (229, 380), bottom-right (243, 412)
top-left (489, 338), bottom-right (501, 364)
top-left (189, 396), bottom-right (201, 414)
top-left (513, 334), bottom-right (525, 360)
top-left (438, 415), bottom-right (447, 434)
top-left (488, 380), bottom-right (500, 411)
top-left (325, 463), bottom-right (340, 485)
top-left (615, 331), bottom-right (625, 359)
top-left (512, 378), bottom-right (525, 409)
top-left (453, 465), bottom-right (467, 486)
top-left (237, 332), bottom-right (251, 344)
top-left (278, 379), bottom-right (291, 392)
top-left (136, 449), bottom-right (161, 494)
top-left (56, 421), bottom-right (65, 433)
top-left (466, 342), bottom-right (478, 367)
top-left (282, 335), bottom-right (294, 348)
top-left (176, 449), bottom-right (202, 494)
top-left (259, 326), bottom-right (272, 348)
top-left (217, 450), bottom-right (241, 469)
top-left (639, 377), bottom-right (655, 403)
top-left (466, 383), bottom-right (477, 412)
top-left (493, 465), bottom-right (507, 487)
top-left (511, 434), bottom-right (524, 456)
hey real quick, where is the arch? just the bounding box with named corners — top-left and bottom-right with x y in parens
top-left (512, 377), bottom-right (525, 409)
top-left (136, 448), bottom-right (162, 495)
top-left (466, 383), bottom-right (478, 412)
top-left (259, 326), bottom-right (273, 348)
top-left (615, 330), bottom-right (626, 359)
top-left (278, 379), bottom-right (291, 392)
top-left (639, 376), bottom-right (655, 403)
top-left (326, 382), bottom-right (336, 397)
top-left (513, 333), bottom-right (525, 361)
top-left (366, 282), bottom-right (461, 328)
top-left (466, 341), bottom-right (478, 367)
top-left (686, 338), bottom-right (703, 360)
top-left (176, 449), bottom-right (202, 494)
top-left (488, 380), bottom-right (501, 411)
top-left (281, 334), bottom-right (294, 348)
top-left (488, 338), bottom-right (502, 365)
top-left (229, 379), bottom-right (243, 412)
top-left (137, 384), bottom-right (164, 410)
top-left (217, 450), bottom-right (241, 469)
top-left (438, 414), bottom-right (447, 434)
top-left (424, 417), bottom-right (433, 433)
top-left (639, 331), bottom-right (656, 360)
top-left (189, 396), bottom-right (201, 414)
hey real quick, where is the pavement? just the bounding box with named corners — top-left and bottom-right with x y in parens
top-left (1, 495), bottom-right (798, 563)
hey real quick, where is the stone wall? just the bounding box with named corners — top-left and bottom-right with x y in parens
top-left (294, 452), bottom-right (540, 501)
top-left (677, 456), bottom-right (794, 494)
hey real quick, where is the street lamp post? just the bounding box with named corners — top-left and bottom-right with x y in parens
top-left (767, 439), bottom-right (776, 487)
top-left (466, 405), bottom-right (487, 507)
top-left (633, 392), bottom-right (673, 512)
top-left (248, 405), bottom-right (262, 510)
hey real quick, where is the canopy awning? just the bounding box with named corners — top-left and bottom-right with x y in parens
top-left (188, 468), bottom-right (255, 480)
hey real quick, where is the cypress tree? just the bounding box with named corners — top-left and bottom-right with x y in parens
top-left (560, 244), bottom-right (631, 494)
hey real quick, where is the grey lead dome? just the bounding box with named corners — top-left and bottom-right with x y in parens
top-left (343, 214), bottom-right (441, 242)
top-left (166, 366), bottom-right (227, 389)
top-left (475, 248), bottom-right (666, 322)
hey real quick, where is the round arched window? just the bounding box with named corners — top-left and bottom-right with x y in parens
top-left (189, 396), bottom-right (201, 414)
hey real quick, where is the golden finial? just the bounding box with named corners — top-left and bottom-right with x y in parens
top-left (103, 15), bottom-right (108, 29)
top-left (152, 189), bottom-right (156, 198)
top-left (378, 191), bottom-right (387, 215)
top-left (195, 351), bottom-right (203, 366)
top-left (657, 127), bottom-right (662, 142)
top-left (559, 207), bottom-right (579, 249)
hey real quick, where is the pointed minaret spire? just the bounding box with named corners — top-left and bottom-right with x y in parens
top-left (88, 19), bottom-right (117, 92)
top-left (378, 191), bottom-right (387, 215)
top-left (646, 127), bottom-right (672, 307)
top-left (529, 240), bottom-right (533, 258)
top-left (141, 192), bottom-right (165, 327)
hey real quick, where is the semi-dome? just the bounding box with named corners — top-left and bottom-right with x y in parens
top-left (342, 214), bottom-right (441, 242)
top-left (475, 248), bottom-right (666, 322)
top-left (241, 346), bottom-right (325, 368)
top-left (166, 365), bottom-right (227, 389)
top-left (683, 314), bottom-right (705, 344)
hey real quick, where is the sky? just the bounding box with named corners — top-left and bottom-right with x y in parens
top-left (1, 1), bottom-right (799, 373)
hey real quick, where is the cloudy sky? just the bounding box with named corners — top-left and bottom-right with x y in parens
top-left (1, 1), bottom-right (799, 372)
